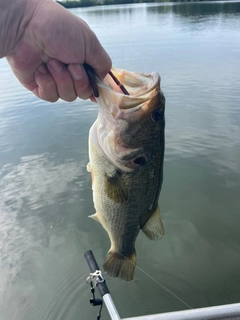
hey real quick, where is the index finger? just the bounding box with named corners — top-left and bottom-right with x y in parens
top-left (84, 36), bottom-right (112, 81)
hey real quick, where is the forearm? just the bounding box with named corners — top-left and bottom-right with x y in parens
top-left (0, 0), bottom-right (41, 58)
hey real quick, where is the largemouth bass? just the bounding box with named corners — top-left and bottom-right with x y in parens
top-left (87, 68), bottom-right (165, 281)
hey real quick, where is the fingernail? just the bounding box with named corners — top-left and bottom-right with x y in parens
top-left (48, 59), bottom-right (62, 73)
top-left (38, 64), bottom-right (48, 74)
top-left (69, 64), bottom-right (83, 80)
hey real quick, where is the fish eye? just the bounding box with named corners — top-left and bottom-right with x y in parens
top-left (134, 156), bottom-right (147, 166)
top-left (151, 108), bottom-right (164, 122)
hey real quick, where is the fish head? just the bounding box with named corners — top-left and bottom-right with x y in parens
top-left (94, 68), bottom-right (165, 172)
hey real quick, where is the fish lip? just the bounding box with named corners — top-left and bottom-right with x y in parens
top-left (96, 69), bottom-right (160, 111)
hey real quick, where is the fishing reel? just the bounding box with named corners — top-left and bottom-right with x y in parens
top-left (85, 252), bottom-right (113, 320)
top-left (88, 280), bottom-right (103, 320)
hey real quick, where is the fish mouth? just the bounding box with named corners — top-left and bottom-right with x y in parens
top-left (84, 64), bottom-right (160, 106)
top-left (106, 68), bottom-right (160, 96)
top-left (96, 68), bottom-right (161, 113)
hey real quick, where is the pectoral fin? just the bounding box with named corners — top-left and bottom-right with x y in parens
top-left (141, 206), bottom-right (164, 240)
top-left (104, 170), bottom-right (128, 203)
top-left (87, 162), bottom-right (95, 188)
top-left (86, 162), bottom-right (91, 172)
top-left (89, 213), bottom-right (100, 223)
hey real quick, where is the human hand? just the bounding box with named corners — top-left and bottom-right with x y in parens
top-left (4, 0), bottom-right (111, 102)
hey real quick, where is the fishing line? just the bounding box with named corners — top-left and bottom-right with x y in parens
top-left (112, 251), bottom-right (209, 320)
top-left (120, 157), bottom-right (195, 311)
top-left (123, 168), bottom-right (193, 308)
top-left (135, 263), bottom-right (193, 310)
top-left (116, 250), bottom-right (193, 310)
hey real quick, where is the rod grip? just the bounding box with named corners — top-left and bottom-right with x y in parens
top-left (84, 250), bottom-right (100, 273)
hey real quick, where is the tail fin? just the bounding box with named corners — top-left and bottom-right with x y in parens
top-left (103, 250), bottom-right (136, 281)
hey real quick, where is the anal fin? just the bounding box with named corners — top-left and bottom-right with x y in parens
top-left (141, 206), bottom-right (164, 240)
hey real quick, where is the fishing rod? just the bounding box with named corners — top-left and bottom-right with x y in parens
top-left (85, 250), bottom-right (240, 320)
top-left (84, 250), bottom-right (121, 320)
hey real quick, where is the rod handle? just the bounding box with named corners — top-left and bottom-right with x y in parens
top-left (84, 250), bottom-right (100, 273)
top-left (84, 250), bottom-right (110, 297)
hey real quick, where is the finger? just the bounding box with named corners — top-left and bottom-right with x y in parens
top-left (85, 36), bottom-right (112, 81)
top-left (33, 64), bottom-right (59, 102)
top-left (90, 95), bottom-right (97, 103)
top-left (47, 59), bottom-right (77, 102)
top-left (68, 64), bottom-right (92, 100)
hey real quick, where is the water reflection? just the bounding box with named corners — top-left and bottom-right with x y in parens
top-left (0, 153), bottom-right (87, 272)
top-left (0, 152), bottom-right (95, 320)
top-left (147, 1), bottom-right (240, 17)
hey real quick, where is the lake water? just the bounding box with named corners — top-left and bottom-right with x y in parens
top-left (0, 1), bottom-right (240, 319)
